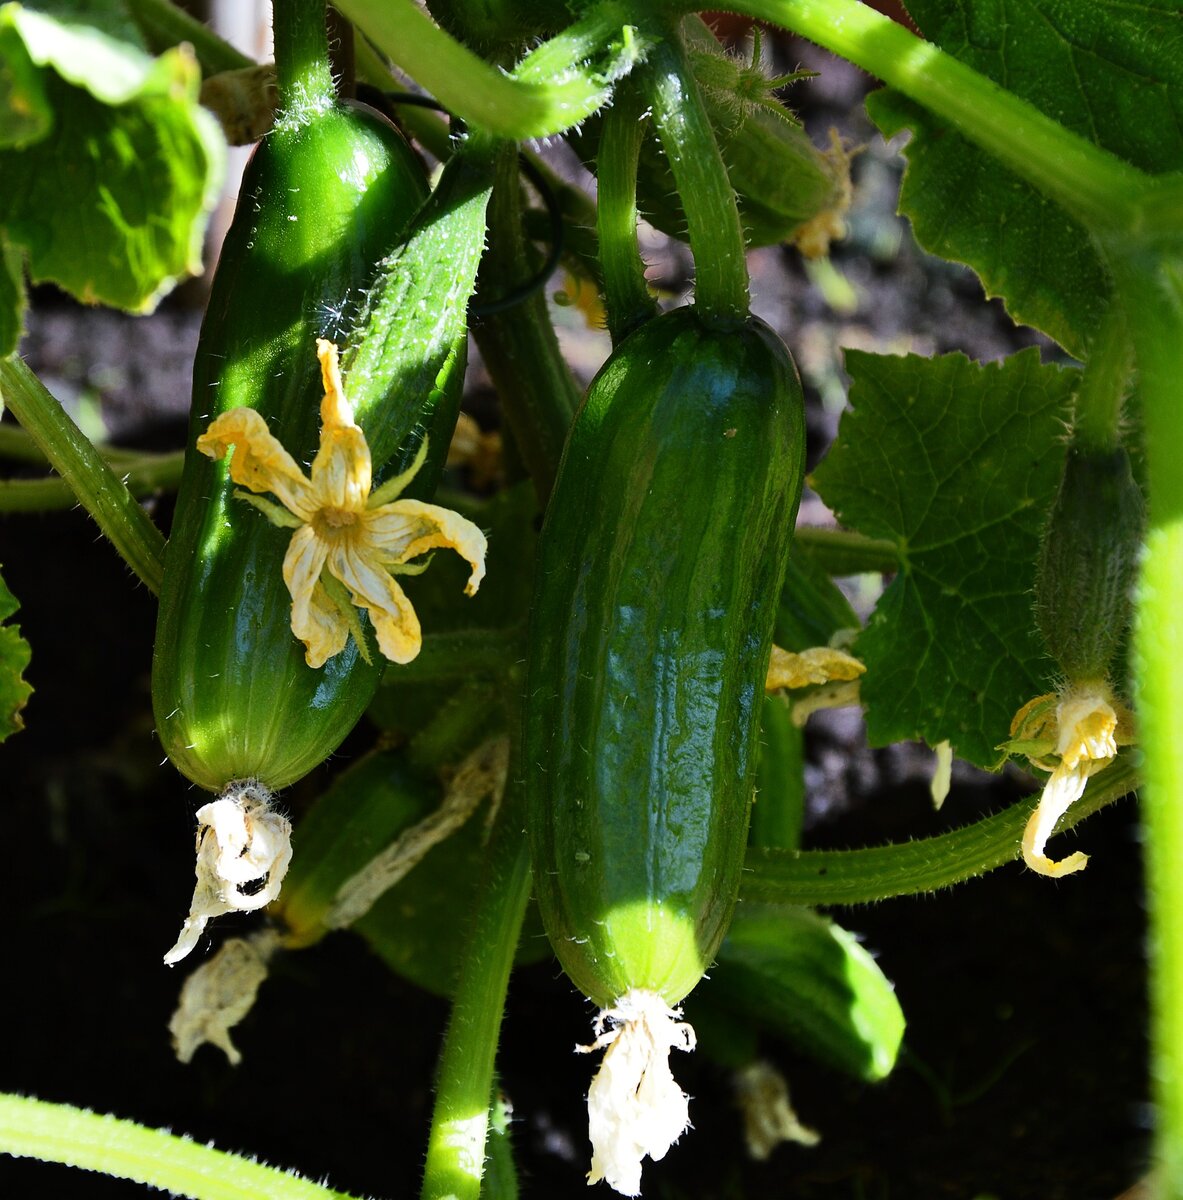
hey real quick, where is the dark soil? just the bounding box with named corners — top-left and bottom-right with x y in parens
top-left (1, 30), bottom-right (1147, 1200)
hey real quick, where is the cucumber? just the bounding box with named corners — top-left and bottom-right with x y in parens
top-left (152, 102), bottom-right (429, 792)
top-left (1035, 443), bottom-right (1145, 685)
top-left (525, 306), bottom-right (806, 1009)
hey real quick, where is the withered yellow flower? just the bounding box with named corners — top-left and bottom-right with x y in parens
top-left (197, 339), bottom-right (486, 668)
top-left (1013, 683), bottom-right (1132, 878)
top-left (765, 644), bottom-right (865, 691)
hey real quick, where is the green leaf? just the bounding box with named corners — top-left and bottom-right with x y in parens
top-left (811, 349), bottom-right (1073, 767)
top-left (0, 2), bottom-right (223, 311)
top-left (905, 0), bottom-right (1183, 175)
top-left (0, 566), bottom-right (32, 742)
top-left (0, 232), bottom-right (23, 356)
top-left (866, 0), bottom-right (1183, 357)
top-left (868, 90), bottom-right (1107, 360)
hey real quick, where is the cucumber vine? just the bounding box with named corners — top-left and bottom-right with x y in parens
top-left (0, 0), bottom-right (1175, 1196)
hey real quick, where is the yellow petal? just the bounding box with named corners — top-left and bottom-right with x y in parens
top-left (1056, 687), bottom-right (1118, 769)
top-left (1021, 761), bottom-right (1092, 878)
top-left (282, 525), bottom-right (349, 668)
top-left (197, 408), bottom-right (315, 520)
top-left (316, 338), bottom-right (356, 430)
top-left (310, 423), bottom-right (372, 513)
top-left (766, 644), bottom-right (864, 691)
top-left (328, 539), bottom-right (423, 664)
top-left (365, 498), bottom-right (488, 596)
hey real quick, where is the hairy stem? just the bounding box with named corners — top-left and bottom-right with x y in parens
top-left (596, 78), bottom-right (658, 343)
top-left (334, 0), bottom-right (633, 140)
top-left (272, 0), bottom-right (335, 120)
top-left (0, 450), bottom-right (184, 513)
top-left (642, 23), bottom-right (750, 321)
top-left (1072, 302), bottom-right (1133, 455)
top-left (741, 756), bottom-right (1136, 906)
top-left (0, 1093), bottom-right (357, 1200)
top-left (1111, 233), bottom-right (1183, 1197)
top-left (124, 0), bottom-right (253, 73)
top-left (420, 785), bottom-right (531, 1200)
top-left (712, 0), bottom-right (1150, 235)
top-left (0, 358), bottom-right (165, 593)
top-left (792, 527), bottom-right (900, 575)
top-left (472, 145), bottom-right (581, 503)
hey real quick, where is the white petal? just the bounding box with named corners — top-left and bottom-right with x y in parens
top-left (164, 783), bottom-right (292, 966)
top-left (282, 525), bottom-right (348, 668)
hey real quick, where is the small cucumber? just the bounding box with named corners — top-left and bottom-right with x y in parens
top-left (570, 15), bottom-right (850, 252)
top-left (525, 307), bottom-right (806, 1008)
top-left (712, 903), bottom-right (905, 1082)
top-left (153, 101), bottom-right (429, 791)
top-left (1035, 444), bottom-right (1145, 684)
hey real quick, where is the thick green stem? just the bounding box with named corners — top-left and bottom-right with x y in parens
top-left (420, 787), bottom-right (531, 1200)
top-left (0, 1093), bottom-right (356, 1200)
top-left (0, 450), bottom-right (184, 513)
top-left (379, 627), bottom-right (525, 686)
top-left (1111, 234), bottom-right (1183, 1198)
top-left (596, 78), bottom-right (658, 343)
top-left (124, 0), bottom-right (253, 73)
top-left (713, 0), bottom-right (1150, 235)
top-left (642, 25), bottom-right (750, 321)
top-left (403, 680), bottom-right (503, 776)
top-left (272, 0), bottom-right (335, 120)
top-left (0, 358), bottom-right (165, 593)
top-left (751, 693), bottom-right (807, 850)
top-left (1072, 303), bottom-right (1132, 454)
top-left (334, 0), bottom-right (632, 140)
top-left (741, 756), bottom-right (1136, 906)
top-left (793, 526), bottom-right (900, 575)
top-left (472, 146), bottom-right (581, 503)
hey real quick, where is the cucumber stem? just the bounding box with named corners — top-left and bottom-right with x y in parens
top-left (751, 694), bottom-right (807, 850)
top-left (419, 784), bottom-right (532, 1200)
top-left (272, 0), bottom-right (336, 122)
top-left (403, 680), bottom-right (503, 776)
top-left (0, 357), bottom-right (165, 593)
top-left (1072, 303), bottom-right (1133, 455)
top-left (0, 1092), bottom-right (357, 1200)
top-left (642, 25), bottom-right (751, 323)
top-left (124, 0), bottom-right (253, 74)
top-left (741, 755), bottom-right (1136, 906)
top-left (378, 626), bottom-right (526, 686)
top-left (472, 144), bottom-right (581, 503)
top-left (1111, 235), bottom-right (1183, 1198)
top-left (709, 0), bottom-right (1151, 236)
top-left (792, 527), bottom-right (900, 575)
top-left (0, 449), bottom-right (184, 513)
top-left (333, 0), bottom-right (631, 140)
top-left (596, 78), bottom-right (659, 343)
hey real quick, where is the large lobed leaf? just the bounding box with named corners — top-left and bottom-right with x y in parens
top-left (811, 348), bottom-right (1074, 767)
top-left (0, 566), bottom-right (32, 742)
top-left (0, 2), bottom-right (223, 354)
top-left (868, 0), bottom-right (1183, 357)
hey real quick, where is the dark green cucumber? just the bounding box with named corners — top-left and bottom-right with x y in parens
top-left (1035, 443), bottom-right (1145, 683)
top-left (526, 307), bottom-right (806, 1008)
top-left (152, 101), bottom-right (428, 791)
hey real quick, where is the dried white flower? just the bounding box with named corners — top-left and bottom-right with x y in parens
top-left (169, 929), bottom-right (280, 1064)
top-left (734, 1060), bottom-right (820, 1160)
top-left (324, 736), bottom-right (508, 930)
top-left (164, 781), bottom-right (292, 966)
top-left (578, 989), bottom-right (696, 1196)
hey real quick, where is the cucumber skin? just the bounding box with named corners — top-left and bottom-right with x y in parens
top-left (153, 104), bottom-right (429, 792)
top-left (526, 308), bottom-right (806, 1008)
